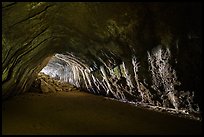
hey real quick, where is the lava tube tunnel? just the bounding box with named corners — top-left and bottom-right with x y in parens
top-left (2, 2), bottom-right (202, 135)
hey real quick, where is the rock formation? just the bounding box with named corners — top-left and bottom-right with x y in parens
top-left (30, 72), bottom-right (76, 93)
top-left (2, 2), bottom-right (202, 117)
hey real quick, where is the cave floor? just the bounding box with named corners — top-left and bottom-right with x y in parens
top-left (2, 90), bottom-right (202, 135)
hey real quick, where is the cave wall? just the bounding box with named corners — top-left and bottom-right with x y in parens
top-left (2, 2), bottom-right (202, 109)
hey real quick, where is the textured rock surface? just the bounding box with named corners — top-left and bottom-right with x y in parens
top-left (30, 72), bottom-right (76, 93)
top-left (2, 2), bottom-right (202, 113)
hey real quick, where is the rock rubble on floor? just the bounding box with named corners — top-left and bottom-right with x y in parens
top-left (31, 72), bottom-right (77, 93)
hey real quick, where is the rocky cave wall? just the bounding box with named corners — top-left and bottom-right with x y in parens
top-left (2, 2), bottom-right (202, 112)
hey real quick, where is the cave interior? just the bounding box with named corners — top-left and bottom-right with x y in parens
top-left (2, 2), bottom-right (203, 135)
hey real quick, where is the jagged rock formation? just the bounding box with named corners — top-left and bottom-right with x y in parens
top-left (2, 2), bottom-right (202, 117)
top-left (30, 72), bottom-right (76, 93)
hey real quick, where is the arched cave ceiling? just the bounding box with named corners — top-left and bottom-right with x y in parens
top-left (2, 2), bottom-right (202, 107)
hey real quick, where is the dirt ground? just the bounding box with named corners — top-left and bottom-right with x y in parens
top-left (2, 90), bottom-right (202, 135)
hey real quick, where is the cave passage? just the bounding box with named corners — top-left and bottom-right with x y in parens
top-left (33, 49), bottom-right (202, 121)
top-left (2, 2), bottom-right (202, 135)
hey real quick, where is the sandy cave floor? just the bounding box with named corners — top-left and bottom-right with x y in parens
top-left (2, 90), bottom-right (202, 135)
